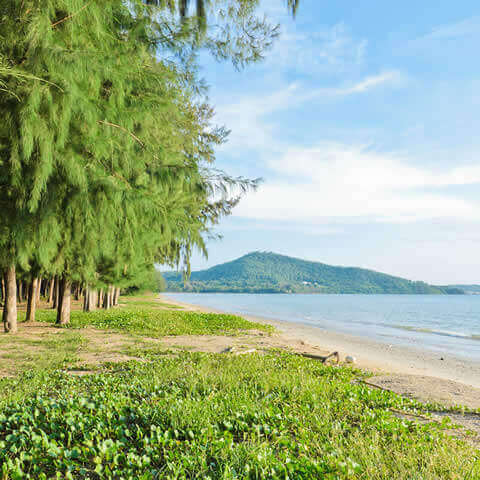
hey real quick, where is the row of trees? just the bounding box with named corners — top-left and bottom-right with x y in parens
top-left (0, 274), bottom-right (122, 325)
top-left (0, 0), bottom-right (296, 333)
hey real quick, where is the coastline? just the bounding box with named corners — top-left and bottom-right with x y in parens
top-left (160, 293), bottom-right (480, 409)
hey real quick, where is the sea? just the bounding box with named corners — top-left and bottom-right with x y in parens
top-left (164, 293), bottom-right (480, 361)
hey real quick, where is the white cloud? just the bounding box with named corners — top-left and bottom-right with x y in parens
top-left (336, 71), bottom-right (403, 94)
top-left (220, 220), bottom-right (342, 236)
top-left (409, 16), bottom-right (480, 55)
top-left (421, 16), bottom-right (480, 41)
top-left (234, 143), bottom-right (480, 223)
top-left (221, 71), bottom-right (400, 117)
top-left (216, 72), bottom-right (402, 154)
top-left (265, 23), bottom-right (368, 76)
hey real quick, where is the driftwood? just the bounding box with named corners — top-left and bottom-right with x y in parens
top-left (297, 351), bottom-right (340, 364)
top-left (358, 379), bottom-right (391, 392)
top-left (221, 346), bottom-right (258, 355)
top-left (221, 346), bottom-right (340, 363)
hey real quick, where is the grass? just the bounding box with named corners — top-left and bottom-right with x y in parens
top-left (0, 329), bottom-right (85, 377)
top-left (1, 353), bottom-right (479, 479)
top-left (121, 295), bottom-right (183, 309)
top-left (34, 305), bottom-right (273, 337)
top-left (0, 295), bottom-right (478, 479)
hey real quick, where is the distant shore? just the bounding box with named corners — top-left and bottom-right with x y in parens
top-left (160, 293), bottom-right (480, 409)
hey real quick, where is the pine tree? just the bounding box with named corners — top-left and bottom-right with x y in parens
top-left (0, 0), bottom-right (280, 328)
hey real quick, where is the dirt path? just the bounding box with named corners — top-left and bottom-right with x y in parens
top-left (0, 315), bottom-right (336, 377)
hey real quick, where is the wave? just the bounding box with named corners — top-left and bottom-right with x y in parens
top-left (394, 325), bottom-right (480, 341)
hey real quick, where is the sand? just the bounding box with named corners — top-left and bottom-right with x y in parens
top-left (160, 294), bottom-right (480, 411)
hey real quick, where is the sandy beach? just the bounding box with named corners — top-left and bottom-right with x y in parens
top-left (160, 294), bottom-right (480, 410)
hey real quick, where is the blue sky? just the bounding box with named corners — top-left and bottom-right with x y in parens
top-left (191, 0), bottom-right (480, 284)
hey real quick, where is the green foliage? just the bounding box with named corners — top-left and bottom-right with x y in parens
top-left (123, 269), bottom-right (167, 296)
top-left (0, 352), bottom-right (478, 479)
top-left (0, 0), bottom-right (273, 325)
top-left (34, 306), bottom-right (273, 336)
top-left (121, 295), bottom-right (181, 308)
top-left (0, 297), bottom-right (477, 477)
top-left (444, 285), bottom-right (475, 294)
top-left (0, 329), bottom-right (84, 376)
top-left (164, 251), bottom-right (456, 294)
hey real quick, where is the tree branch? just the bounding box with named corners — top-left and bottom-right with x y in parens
top-left (98, 120), bottom-right (145, 148)
top-left (97, 120), bottom-right (190, 169)
top-left (51, 2), bottom-right (91, 28)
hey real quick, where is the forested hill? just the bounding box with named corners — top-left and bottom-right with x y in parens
top-left (163, 252), bottom-right (463, 294)
top-left (444, 285), bottom-right (480, 294)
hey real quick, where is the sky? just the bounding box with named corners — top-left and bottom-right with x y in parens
top-left (190, 0), bottom-right (480, 284)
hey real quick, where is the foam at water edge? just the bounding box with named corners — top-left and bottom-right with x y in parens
top-left (393, 325), bottom-right (480, 340)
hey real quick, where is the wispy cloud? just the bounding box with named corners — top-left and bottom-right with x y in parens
top-left (336, 71), bottom-right (403, 95)
top-left (265, 22), bottom-right (368, 76)
top-left (420, 16), bottom-right (480, 41)
top-left (219, 220), bottom-right (342, 237)
top-left (234, 143), bottom-right (480, 223)
top-left (215, 71), bottom-right (403, 155)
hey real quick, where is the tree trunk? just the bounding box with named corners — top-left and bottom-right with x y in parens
top-left (113, 287), bottom-right (120, 306)
top-left (91, 290), bottom-right (97, 311)
top-left (56, 277), bottom-right (71, 325)
top-left (91, 289), bottom-right (97, 311)
top-left (17, 281), bottom-right (23, 303)
top-left (37, 278), bottom-right (42, 302)
top-left (1, 275), bottom-right (5, 304)
top-left (83, 287), bottom-right (89, 312)
top-left (48, 277), bottom-right (54, 304)
top-left (3, 265), bottom-right (17, 333)
top-left (52, 275), bottom-right (59, 309)
top-left (83, 287), bottom-right (97, 312)
top-left (97, 289), bottom-right (103, 309)
top-left (26, 277), bottom-right (38, 322)
top-left (103, 286), bottom-right (110, 310)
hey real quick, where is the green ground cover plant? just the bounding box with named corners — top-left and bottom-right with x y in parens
top-left (120, 297), bottom-right (182, 309)
top-left (0, 352), bottom-right (478, 479)
top-left (0, 330), bottom-right (84, 377)
top-left (34, 307), bottom-right (273, 337)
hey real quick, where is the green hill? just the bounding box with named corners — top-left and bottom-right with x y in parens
top-left (163, 251), bottom-right (461, 294)
top-left (443, 285), bottom-right (480, 294)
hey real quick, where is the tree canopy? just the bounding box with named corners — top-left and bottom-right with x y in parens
top-left (0, 0), bottom-right (290, 330)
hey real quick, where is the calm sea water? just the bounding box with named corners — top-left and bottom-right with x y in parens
top-left (165, 293), bottom-right (480, 361)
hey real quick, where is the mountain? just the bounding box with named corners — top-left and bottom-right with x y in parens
top-left (444, 285), bottom-right (480, 295)
top-left (162, 251), bottom-right (463, 294)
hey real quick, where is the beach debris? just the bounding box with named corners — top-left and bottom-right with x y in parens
top-left (297, 351), bottom-right (339, 364)
top-left (221, 346), bottom-right (258, 355)
top-left (234, 349), bottom-right (257, 356)
top-left (221, 346), bottom-right (235, 354)
top-left (345, 355), bottom-right (356, 364)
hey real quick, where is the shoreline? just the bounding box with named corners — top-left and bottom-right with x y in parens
top-left (160, 293), bottom-right (480, 408)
